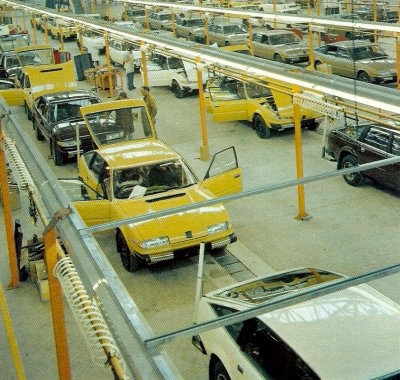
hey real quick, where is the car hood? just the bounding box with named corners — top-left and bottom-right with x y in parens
top-left (53, 118), bottom-right (91, 139)
top-left (358, 57), bottom-right (395, 67)
top-left (116, 186), bottom-right (229, 240)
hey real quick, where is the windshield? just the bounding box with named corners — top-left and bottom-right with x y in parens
top-left (16, 48), bottom-right (54, 66)
top-left (186, 19), bottom-right (204, 27)
top-left (351, 45), bottom-right (388, 60)
top-left (216, 269), bottom-right (343, 305)
top-left (84, 105), bottom-right (153, 146)
top-left (269, 32), bottom-right (300, 45)
top-left (112, 160), bottom-right (198, 199)
top-left (223, 24), bottom-right (246, 34)
top-left (49, 97), bottom-right (99, 123)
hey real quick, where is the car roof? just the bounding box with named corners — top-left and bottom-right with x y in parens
top-left (96, 140), bottom-right (181, 169)
top-left (254, 29), bottom-right (296, 36)
top-left (327, 39), bottom-right (372, 47)
top-left (204, 268), bottom-right (400, 379)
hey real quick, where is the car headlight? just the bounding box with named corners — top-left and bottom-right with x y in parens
top-left (139, 236), bottom-right (170, 249)
top-left (208, 222), bottom-right (229, 234)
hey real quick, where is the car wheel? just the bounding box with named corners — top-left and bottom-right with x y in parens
top-left (33, 119), bottom-right (44, 141)
top-left (51, 139), bottom-right (64, 166)
top-left (25, 102), bottom-right (32, 121)
top-left (211, 359), bottom-right (231, 380)
top-left (253, 114), bottom-right (271, 139)
top-left (172, 80), bottom-right (185, 98)
top-left (117, 230), bottom-right (140, 272)
top-left (274, 54), bottom-right (284, 63)
top-left (224, 41), bottom-right (230, 46)
top-left (357, 71), bottom-right (371, 83)
top-left (340, 155), bottom-right (364, 187)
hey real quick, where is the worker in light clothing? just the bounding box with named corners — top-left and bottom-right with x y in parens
top-left (141, 86), bottom-right (157, 126)
top-left (123, 47), bottom-right (136, 90)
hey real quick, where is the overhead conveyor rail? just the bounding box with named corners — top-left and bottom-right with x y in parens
top-left (3, 0), bottom-right (400, 119)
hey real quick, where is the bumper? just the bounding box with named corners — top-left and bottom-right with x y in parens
top-left (138, 233), bottom-right (237, 264)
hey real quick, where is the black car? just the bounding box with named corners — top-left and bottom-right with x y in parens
top-left (326, 123), bottom-right (400, 190)
top-left (32, 90), bottom-right (101, 166)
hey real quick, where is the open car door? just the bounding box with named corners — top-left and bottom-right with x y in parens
top-left (80, 99), bottom-right (158, 148)
top-left (58, 179), bottom-right (111, 226)
top-left (200, 146), bottom-right (242, 197)
top-left (205, 77), bottom-right (248, 122)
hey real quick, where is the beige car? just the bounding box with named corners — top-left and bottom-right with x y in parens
top-left (208, 23), bottom-right (249, 47)
top-left (313, 40), bottom-right (397, 84)
top-left (251, 29), bottom-right (309, 64)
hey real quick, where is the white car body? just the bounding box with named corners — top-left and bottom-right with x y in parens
top-left (108, 39), bottom-right (141, 68)
top-left (193, 267), bottom-right (400, 379)
top-left (142, 53), bottom-right (208, 98)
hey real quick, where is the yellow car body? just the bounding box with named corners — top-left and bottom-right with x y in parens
top-left (205, 75), bottom-right (322, 138)
top-left (73, 139), bottom-right (242, 271)
top-left (16, 59), bottom-right (77, 118)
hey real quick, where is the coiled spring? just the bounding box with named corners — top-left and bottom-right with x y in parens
top-left (54, 257), bottom-right (126, 374)
top-left (2, 137), bottom-right (36, 192)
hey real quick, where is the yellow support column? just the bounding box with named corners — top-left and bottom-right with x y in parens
top-left (196, 57), bottom-right (210, 161)
top-left (293, 87), bottom-right (309, 220)
top-left (43, 210), bottom-right (72, 380)
top-left (141, 41), bottom-right (148, 87)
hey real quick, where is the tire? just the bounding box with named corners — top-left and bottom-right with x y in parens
top-left (211, 359), bottom-right (231, 380)
top-left (314, 60), bottom-right (322, 70)
top-left (172, 80), bottom-right (185, 99)
top-left (33, 119), bottom-right (44, 141)
top-left (357, 71), bottom-right (371, 83)
top-left (52, 139), bottom-right (64, 166)
top-left (274, 54), bottom-right (284, 63)
top-left (117, 230), bottom-right (140, 272)
top-left (25, 102), bottom-right (32, 121)
top-left (340, 155), bottom-right (364, 187)
top-left (224, 41), bottom-right (230, 46)
top-left (253, 114), bottom-right (271, 139)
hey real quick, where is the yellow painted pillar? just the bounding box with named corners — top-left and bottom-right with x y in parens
top-left (397, 33), bottom-right (400, 90)
top-left (31, 14), bottom-right (38, 45)
top-left (0, 280), bottom-right (26, 379)
top-left (43, 211), bottom-right (72, 380)
top-left (78, 25), bottom-right (84, 54)
top-left (43, 16), bottom-right (49, 45)
top-left (248, 22), bottom-right (253, 55)
top-left (58, 19), bottom-right (64, 51)
top-left (293, 88), bottom-right (309, 220)
top-left (141, 41), bottom-right (148, 87)
top-left (196, 57), bottom-right (210, 161)
top-left (0, 128), bottom-right (19, 289)
top-left (103, 33), bottom-right (114, 97)
top-left (205, 16), bottom-right (209, 45)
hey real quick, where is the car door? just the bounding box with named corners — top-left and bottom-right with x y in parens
top-left (200, 146), bottom-right (242, 197)
top-left (252, 33), bottom-right (271, 60)
top-left (359, 126), bottom-right (391, 184)
top-left (206, 78), bottom-right (249, 122)
top-left (336, 46), bottom-right (356, 78)
top-left (145, 54), bottom-right (173, 87)
top-left (0, 80), bottom-right (24, 105)
top-left (59, 178), bottom-right (112, 226)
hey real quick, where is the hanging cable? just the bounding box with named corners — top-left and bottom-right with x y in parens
top-left (54, 257), bottom-right (128, 378)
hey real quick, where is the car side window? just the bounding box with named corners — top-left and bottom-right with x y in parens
top-left (210, 304), bottom-right (244, 341)
top-left (238, 319), bottom-right (319, 379)
top-left (364, 127), bottom-right (390, 151)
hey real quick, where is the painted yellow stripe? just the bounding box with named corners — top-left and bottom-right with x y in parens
top-left (0, 281), bottom-right (26, 380)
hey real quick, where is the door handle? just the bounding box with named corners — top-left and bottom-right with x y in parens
top-left (237, 364), bottom-right (244, 374)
